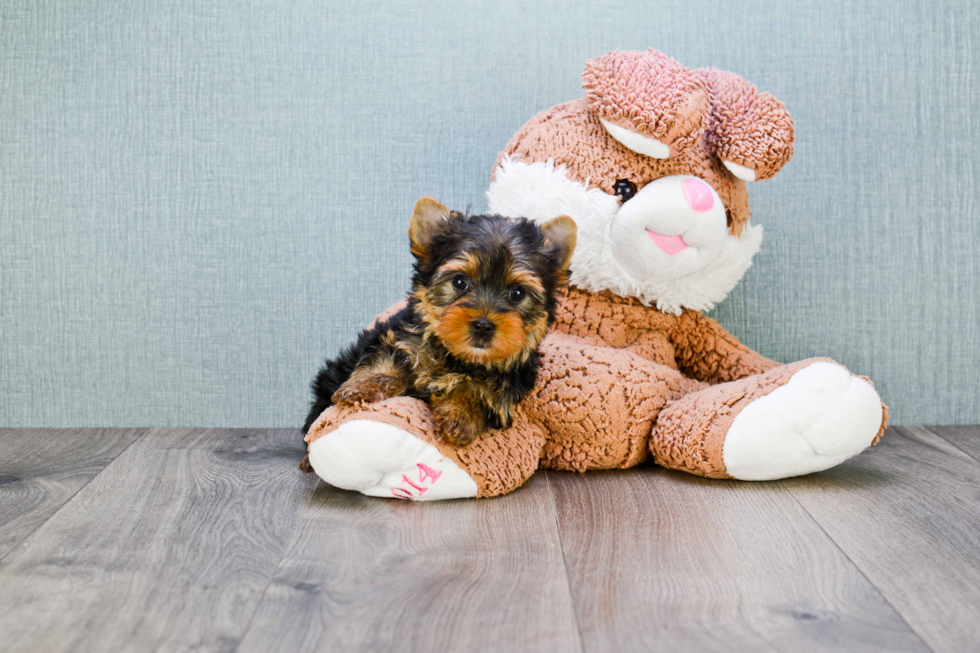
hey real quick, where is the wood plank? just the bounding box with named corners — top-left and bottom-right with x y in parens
top-left (236, 473), bottom-right (582, 653)
top-left (0, 428), bottom-right (318, 653)
top-left (0, 428), bottom-right (143, 559)
top-left (550, 467), bottom-right (929, 653)
top-left (895, 425), bottom-right (979, 463)
top-left (923, 425), bottom-right (980, 463)
top-left (784, 426), bottom-right (980, 653)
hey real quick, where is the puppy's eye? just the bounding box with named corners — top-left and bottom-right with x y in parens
top-left (509, 286), bottom-right (525, 303)
top-left (452, 275), bottom-right (469, 293)
top-left (614, 179), bottom-right (637, 202)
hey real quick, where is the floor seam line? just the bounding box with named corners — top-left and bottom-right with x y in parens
top-left (233, 475), bottom-right (320, 653)
top-left (545, 471), bottom-right (587, 653)
top-left (919, 425), bottom-right (980, 466)
top-left (0, 427), bottom-right (149, 564)
top-left (780, 477), bottom-right (938, 653)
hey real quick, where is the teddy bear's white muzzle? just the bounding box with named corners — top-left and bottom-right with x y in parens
top-left (610, 175), bottom-right (730, 282)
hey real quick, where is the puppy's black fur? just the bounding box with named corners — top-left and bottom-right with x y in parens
top-left (302, 305), bottom-right (412, 434)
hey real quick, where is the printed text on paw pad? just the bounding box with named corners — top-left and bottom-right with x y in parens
top-left (390, 463), bottom-right (443, 499)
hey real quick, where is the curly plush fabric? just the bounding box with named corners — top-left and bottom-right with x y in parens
top-left (696, 67), bottom-right (795, 181)
top-left (583, 49), bottom-right (709, 155)
top-left (531, 332), bottom-right (703, 472)
top-left (553, 287), bottom-right (778, 381)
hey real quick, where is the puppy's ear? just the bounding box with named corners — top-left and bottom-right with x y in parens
top-left (409, 197), bottom-right (451, 259)
top-left (540, 216), bottom-right (577, 276)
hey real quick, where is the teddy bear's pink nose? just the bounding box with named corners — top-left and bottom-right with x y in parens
top-left (682, 178), bottom-right (714, 212)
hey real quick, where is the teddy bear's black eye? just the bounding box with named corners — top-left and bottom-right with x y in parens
top-left (614, 179), bottom-right (637, 202)
top-left (509, 286), bottom-right (525, 304)
top-left (452, 275), bottom-right (469, 293)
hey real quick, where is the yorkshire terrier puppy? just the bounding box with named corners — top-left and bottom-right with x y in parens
top-left (301, 196), bottom-right (576, 459)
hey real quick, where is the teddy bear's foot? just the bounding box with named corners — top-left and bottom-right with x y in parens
top-left (306, 416), bottom-right (478, 501)
top-left (722, 361), bottom-right (885, 479)
top-left (306, 396), bottom-right (551, 499)
top-left (652, 359), bottom-right (886, 480)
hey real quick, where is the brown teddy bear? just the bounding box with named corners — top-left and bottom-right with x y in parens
top-left (303, 50), bottom-right (887, 500)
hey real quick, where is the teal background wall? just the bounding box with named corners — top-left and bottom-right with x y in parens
top-left (1, 0), bottom-right (977, 427)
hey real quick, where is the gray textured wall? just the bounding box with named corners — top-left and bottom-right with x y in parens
top-left (1, 0), bottom-right (977, 427)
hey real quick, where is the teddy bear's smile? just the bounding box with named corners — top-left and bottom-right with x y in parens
top-left (640, 177), bottom-right (716, 254)
top-left (646, 230), bottom-right (689, 255)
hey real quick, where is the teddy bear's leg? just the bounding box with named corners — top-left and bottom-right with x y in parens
top-left (305, 397), bottom-right (546, 500)
top-left (650, 358), bottom-right (887, 480)
top-left (531, 332), bottom-right (705, 472)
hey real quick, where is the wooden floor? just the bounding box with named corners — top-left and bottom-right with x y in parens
top-left (1, 427), bottom-right (978, 653)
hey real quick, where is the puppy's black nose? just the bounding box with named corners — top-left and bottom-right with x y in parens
top-left (471, 317), bottom-right (495, 338)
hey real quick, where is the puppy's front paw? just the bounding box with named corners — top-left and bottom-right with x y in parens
top-left (331, 379), bottom-right (387, 406)
top-left (298, 454), bottom-right (314, 473)
top-left (433, 408), bottom-right (481, 447)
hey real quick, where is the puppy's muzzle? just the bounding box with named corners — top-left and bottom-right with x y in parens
top-left (470, 317), bottom-right (496, 347)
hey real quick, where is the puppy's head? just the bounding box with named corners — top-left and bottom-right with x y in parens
top-left (409, 197), bottom-right (576, 367)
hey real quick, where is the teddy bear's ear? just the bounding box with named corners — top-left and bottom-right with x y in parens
top-left (540, 215), bottom-right (577, 276)
top-left (409, 197), bottom-right (451, 260)
top-left (584, 49), bottom-right (708, 158)
top-left (696, 68), bottom-right (795, 182)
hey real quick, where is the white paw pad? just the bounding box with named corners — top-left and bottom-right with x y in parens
top-left (722, 362), bottom-right (884, 480)
top-left (306, 420), bottom-right (478, 500)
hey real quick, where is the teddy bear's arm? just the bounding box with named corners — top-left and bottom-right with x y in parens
top-left (367, 299), bottom-right (410, 331)
top-left (669, 309), bottom-right (779, 384)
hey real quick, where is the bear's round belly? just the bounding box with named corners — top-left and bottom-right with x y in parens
top-left (526, 333), bottom-right (702, 472)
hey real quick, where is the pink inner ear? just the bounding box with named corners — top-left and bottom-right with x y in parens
top-left (682, 178), bottom-right (714, 212)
